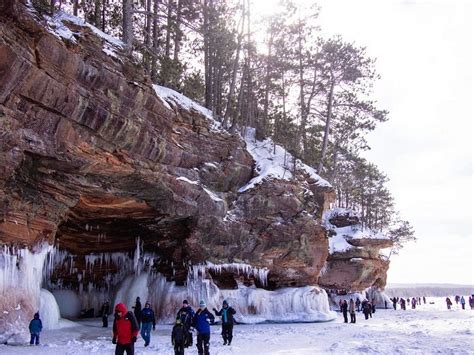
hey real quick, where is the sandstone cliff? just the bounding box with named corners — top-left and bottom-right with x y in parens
top-left (0, 1), bottom-right (392, 339)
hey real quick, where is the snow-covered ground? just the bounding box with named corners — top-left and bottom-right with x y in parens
top-left (2, 297), bottom-right (472, 355)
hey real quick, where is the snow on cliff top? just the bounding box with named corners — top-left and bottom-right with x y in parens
top-left (31, 7), bottom-right (124, 59)
top-left (153, 85), bottom-right (222, 131)
top-left (323, 208), bottom-right (390, 254)
top-left (239, 128), bottom-right (331, 192)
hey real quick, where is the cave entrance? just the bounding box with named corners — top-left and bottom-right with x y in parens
top-left (45, 195), bottom-right (193, 294)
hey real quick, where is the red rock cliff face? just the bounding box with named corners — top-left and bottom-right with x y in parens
top-left (0, 2), bottom-right (338, 290)
top-left (0, 2), bottom-right (392, 295)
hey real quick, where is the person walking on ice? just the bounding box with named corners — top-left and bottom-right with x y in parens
top-left (349, 299), bottom-right (356, 323)
top-left (100, 299), bottom-right (110, 328)
top-left (140, 302), bottom-right (156, 347)
top-left (446, 297), bottom-right (453, 310)
top-left (132, 297), bottom-right (142, 329)
top-left (460, 296), bottom-right (466, 310)
top-left (193, 300), bottom-right (215, 355)
top-left (112, 303), bottom-right (139, 355)
top-left (213, 299), bottom-right (237, 345)
top-left (28, 312), bottom-right (42, 345)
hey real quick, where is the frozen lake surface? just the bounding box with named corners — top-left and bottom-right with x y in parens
top-left (1, 297), bottom-right (473, 354)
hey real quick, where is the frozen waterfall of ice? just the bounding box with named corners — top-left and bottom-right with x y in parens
top-left (52, 289), bottom-right (82, 318)
top-left (0, 244), bottom-right (52, 343)
top-left (111, 265), bottom-right (336, 324)
top-left (39, 289), bottom-right (61, 329)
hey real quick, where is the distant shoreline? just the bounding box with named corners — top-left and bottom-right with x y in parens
top-left (386, 283), bottom-right (474, 288)
top-left (384, 283), bottom-right (473, 297)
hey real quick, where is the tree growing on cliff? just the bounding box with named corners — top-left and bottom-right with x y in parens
top-left (388, 220), bottom-right (416, 257)
top-left (313, 36), bottom-right (387, 174)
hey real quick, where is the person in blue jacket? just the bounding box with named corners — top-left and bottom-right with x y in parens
top-left (192, 300), bottom-right (215, 355)
top-left (213, 300), bottom-right (236, 345)
top-left (140, 302), bottom-right (156, 347)
top-left (28, 312), bottom-right (43, 345)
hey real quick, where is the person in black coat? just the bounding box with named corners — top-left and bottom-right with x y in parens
top-left (100, 300), bottom-right (110, 328)
top-left (132, 297), bottom-right (142, 328)
top-left (213, 300), bottom-right (236, 345)
top-left (171, 319), bottom-right (186, 355)
top-left (176, 299), bottom-right (195, 348)
top-left (341, 300), bottom-right (348, 323)
top-left (362, 300), bottom-right (371, 320)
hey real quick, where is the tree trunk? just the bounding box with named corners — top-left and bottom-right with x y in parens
top-left (73, 0), bottom-right (78, 16)
top-left (101, 0), bottom-right (106, 32)
top-left (263, 29), bottom-right (274, 138)
top-left (330, 141), bottom-right (339, 183)
top-left (165, 0), bottom-right (173, 58)
top-left (122, 0), bottom-right (133, 53)
top-left (94, 0), bottom-right (101, 28)
top-left (203, 0), bottom-right (213, 109)
top-left (317, 78), bottom-right (335, 174)
top-left (143, 0), bottom-right (152, 72)
top-left (223, 0), bottom-right (245, 129)
top-left (173, 0), bottom-right (182, 61)
top-left (151, 0), bottom-right (159, 82)
top-left (296, 20), bottom-right (306, 159)
top-left (244, 0), bottom-right (252, 130)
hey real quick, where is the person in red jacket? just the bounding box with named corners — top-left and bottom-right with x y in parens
top-left (112, 303), bottom-right (139, 355)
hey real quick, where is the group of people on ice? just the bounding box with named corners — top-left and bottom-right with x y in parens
top-left (446, 295), bottom-right (474, 310)
top-left (339, 298), bottom-right (378, 323)
top-left (390, 296), bottom-right (426, 310)
top-left (102, 297), bottom-right (235, 355)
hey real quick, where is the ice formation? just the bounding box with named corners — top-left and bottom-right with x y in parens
top-left (0, 244), bottom-right (52, 342)
top-left (110, 264), bottom-right (336, 324)
top-left (52, 290), bottom-right (82, 319)
top-left (39, 289), bottom-right (61, 329)
top-left (205, 262), bottom-right (270, 287)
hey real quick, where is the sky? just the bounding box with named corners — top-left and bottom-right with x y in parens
top-left (254, 0), bottom-right (473, 285)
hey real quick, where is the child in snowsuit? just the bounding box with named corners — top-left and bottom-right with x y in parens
top-left (29, 312), bottom-right (42, 345)
top-left (171, 318), bottom-right (186, 355)
top-left (113, 303), bottom-right (139, 355)
top-left (213, 300), bottom-right (237, 345)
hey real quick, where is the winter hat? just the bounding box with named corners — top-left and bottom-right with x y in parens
top-left (223, 300), bottom-right (228, 306)
top-left (34, 312), bottom-right (40, 319)
top-left (176, 318), bottom-right (182, 325)
top-left (199, 300), bottom-right (206, 308)
top-left (115, 303), bottom-right (127, 313)
top-left (183, 300), bottom-right (189, 305)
